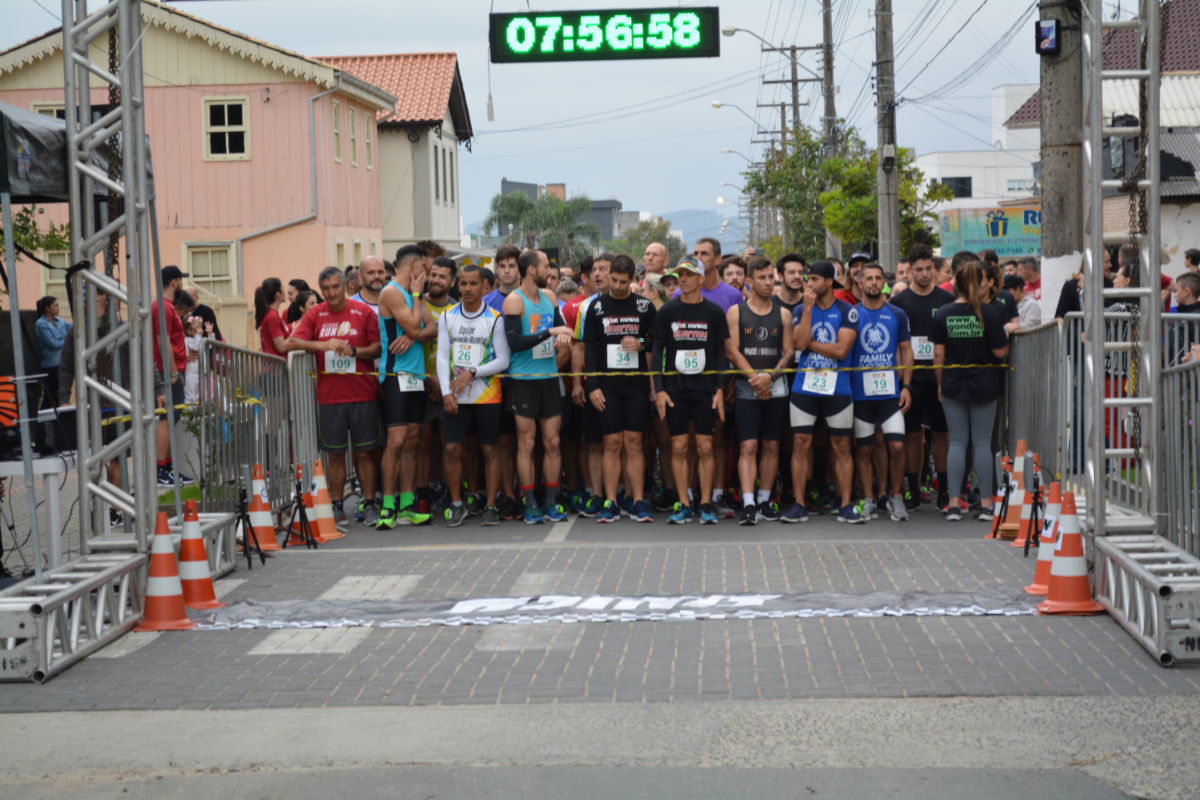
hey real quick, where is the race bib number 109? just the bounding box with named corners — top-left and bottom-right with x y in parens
top-left (324, 351), bottom-right (355, 374)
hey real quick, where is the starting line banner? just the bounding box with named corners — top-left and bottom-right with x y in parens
top-left (188, 590), bottom-right (1039, 630)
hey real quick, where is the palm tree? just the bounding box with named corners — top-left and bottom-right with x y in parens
top-left (483, 191), bottom-right (536, 246)
top-left (482, 191), bottom-right (599, 265)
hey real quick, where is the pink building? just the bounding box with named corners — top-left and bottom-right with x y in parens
top-left (0, 0), bottom-right (396, 346)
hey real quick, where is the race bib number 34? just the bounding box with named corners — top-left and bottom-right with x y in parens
top-left (607, 344), bottom-right (637, 370)
top-left (802, 369), bottom-right (837, 396)
top-left (324, 351), bottom-right (355, 374)
top-left (675, 349), bottom-right (705, 375)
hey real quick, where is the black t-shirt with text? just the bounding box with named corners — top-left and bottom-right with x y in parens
top-left (582, 291), bottom-right (657, 394)
top-left (890, 286), bottom-right (954, 385)
top-left (651, 297), bottom-right (729, 394)
top-left (931, 301), bottom-right (1008, 402)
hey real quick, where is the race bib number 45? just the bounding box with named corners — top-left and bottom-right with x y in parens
top-left (324, 351), bottom-right (355, 374)
top-left (802, 369), bottom-right (836, 396)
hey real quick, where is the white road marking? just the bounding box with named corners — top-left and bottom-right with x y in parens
top-left (475, 622), bottom-right (584, 652)
top-left (247, 627), bottom-right (371, 656)
top-left (318, 574), bottom-right (423, 601)
top-left (543, 513), bottom-right (576, 543)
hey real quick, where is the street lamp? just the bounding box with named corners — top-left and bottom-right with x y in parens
top-left (720, 147), bottom-right (751, 161)
top-left (711, 100), bottom-right (762, 129)
top-left (722, 27), bottom-right (822, 81)
top-left (718, 182), bottom-right (745, 192)
top-left (715, 196), bottom-right (727, 205)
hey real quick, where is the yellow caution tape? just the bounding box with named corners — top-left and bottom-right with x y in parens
top-left (309, 363), bottom-right (1013, 380)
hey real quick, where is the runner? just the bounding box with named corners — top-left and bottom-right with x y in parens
top-left (437, 265), bottom-right (510, 528)
top-left (504, 249), bottom-right (575, 524)
top-left (485, 245), bottom-right (521, 311)
top-left (566, 255), bottom-right (612, 517)
top-left (890, 244), bottom-right (954, 510)
top-left (851, 263), bottom-right (913, 522)
top-left (652, 256), bottom-right (729, 525)
top-left (486, 245), bottom-right (522, 518)
top-left (784, 260), bottom-right (862, 524)
top-left (286, 267), bottom-right (382, 524)
top-left (582, 254), bottom-right (657, 523)
top-left (375, 244), bottom-right (437, 529)
top-left (725, 257), bottom-right (794, 525)
top-left (415, 257), bottom-right (457, 517)
top-left (350, 256), bottom-right (387, 312)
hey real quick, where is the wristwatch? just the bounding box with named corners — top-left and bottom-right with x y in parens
top-left (350, 345), bottom-right (357, 358)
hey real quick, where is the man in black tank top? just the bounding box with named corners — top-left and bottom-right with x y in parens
top-left (725, 258), bottom-right (794, 525)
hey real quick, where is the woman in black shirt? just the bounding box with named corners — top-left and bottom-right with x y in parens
top-left (931, 261), bottom-right (1010, 521)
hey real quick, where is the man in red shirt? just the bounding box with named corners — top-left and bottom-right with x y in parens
top-left (152, 266), bottom-right (191, 486)
top-left (1018, 256), bottom-right (1042, 301)
top-left (288, 266), bottom-right (382, 524)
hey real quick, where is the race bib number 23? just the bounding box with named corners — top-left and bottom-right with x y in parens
top-left (802, 369), bottom-right (837, 396)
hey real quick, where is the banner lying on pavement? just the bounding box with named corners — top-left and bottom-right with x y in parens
top-left (188, 590), bottom-right (1040, 630)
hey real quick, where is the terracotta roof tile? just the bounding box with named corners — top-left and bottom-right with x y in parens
top-left (319, 53), bottom-right (459, 125)
top-left (1006, 0), bottom-right (1200, 128)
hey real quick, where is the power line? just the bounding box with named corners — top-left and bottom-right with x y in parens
top-left (897, 0), bottom-right (990, 97)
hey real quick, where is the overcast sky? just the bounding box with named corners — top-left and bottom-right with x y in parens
top-left (6, 0), bottom-right (1054, 234)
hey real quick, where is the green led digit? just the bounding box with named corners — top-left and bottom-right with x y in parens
top-left (606, 14), bottom-right (634, 50)
top-left (673, 12), bottom-right (701, 48)
top-left (534, 16), bottom-right (563, 53)
top-left (506, 17), bottom-right (537, 53)
top-left (577, 14), bottom-right (603, 50)
top-left (646, 12), bottom-right (672, 48)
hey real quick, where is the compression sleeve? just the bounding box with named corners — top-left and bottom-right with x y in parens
top-left (504, 313), bottom-right (551, 352)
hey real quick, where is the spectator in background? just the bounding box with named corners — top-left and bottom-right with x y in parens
top-left (35, 295), bottom-right (71, 409)
top-left (643, 242), bottom-right (670, 280)
top-left (934, 255), bottom-right (952, 286)
top-left (1002, 260), bottom-right (1019, 277)
top-left (286, 290), bottom-right (318, 325)
top-left (1177, 272), bottom-right (1200, 314)
top-left (556, 278), bottom-right (580, 306)
top-left (546, 262), bottom-right (561, 295)
top-left (1184, 248), bottom-right (1199, 274)
top-left (1002, 275), bottom-right (1043, 332)
top-left (255, 277), bottom-right (290, 357)
top-left (941, 251), bottom-right (978, 292)
top-left (720, 256), bottom-right (747, 292)
top-left (480, 267), bottom-right (496, 293)
top-left (153, 265), bottom-right (192, 486)
top-left (183, 313), bottom-right (215, 404)
top-left (345, 265), bottom-right (362, 298)
top-left (894, 260), bottom-right (910, 284)
top-left (287, 278), bottom-right (312, 305)
top-left (182, 286), bottom-right (223, 342)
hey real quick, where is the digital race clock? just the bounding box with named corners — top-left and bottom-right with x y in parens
top-left (489, 7), bottom-right (720, 63)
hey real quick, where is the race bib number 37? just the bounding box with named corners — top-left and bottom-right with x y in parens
top-left (324, 351), bottom-right (355, 374)
top-left (532, 337), bottom-right (554, 360)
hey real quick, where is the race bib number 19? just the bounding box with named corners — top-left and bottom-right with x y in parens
top-left (864, 370), bottom-right (896, 397)
top-left (324, 351), bottom-right (355, 374)
top-left (801, 369), bottom-right (837, 396)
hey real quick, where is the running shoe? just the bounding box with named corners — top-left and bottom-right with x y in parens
top-left (465, 493), bottom-right (485, 517)
top-left (619, 495), bottom-right (635, 518)
top-left (943, 504), bottom-right (963, 522)
top-left (855, 497), bottom-right (876, 520)
top-left (976, 507), bottom-right (994, 522)
top-left (889, 494), bottom-right (909, 522)
top-left (712, 500), bottom-right (736, 520)
top-left (903, 489), bottom-right (920, 511)
top-left (360, 502), bottom-right (380, 526)
top-left (331, 500), bottom-right (347, 525)
top-left (481, 506), bottom-right (500, 526)
top-left (652, 488), bottom-right (677, 513)
top-left (498, 495), bottom-right (521, 521)
top-left (936, 489), bottom-right (950, 513)
top-left (156, 466), bottom-right (178, 487)
top-left (375, 505), bottom-right (398, 530)
top-left (596, 500), bottom-right (619, 524)
top-left (738, 505), bottom-right (757, 526)
top-left (780, 503), bottom-right (809, 523)
top-left (698, 503), bottom-right (718, 525)
top-left (632, 500), bottom-right (655, 523)
top-left (523, 503), bottom-right (545, 525)
top-left (109, 508), bottom-right (123, 528)
top-left (354, 500), bottom-right (368, 524)
top-left (579, 495), bottom-right (603, 519)
top-left (444, 504), bottom-right (467, 528)
top-left (756, 502), bottom-right (780, 522)
top-left (836, 505), bottom-right (865, 524)
top-left (398, 505), bottom-right (431, 526)
top-left (544, 504), bottom-right (568, 523)
top-left (414, 498), bottom-right (433, 525)
top-left (667, 503), bottom-right (693, 525)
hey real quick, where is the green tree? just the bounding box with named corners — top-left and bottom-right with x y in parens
top-left (0, 207), bottom-right (70, 295)
top-left (818, 144), bottom-right (953, 256)
top-left (482, 192), bottom-right (600, 266)
top-left (602, 218), bottom-right (686, 264)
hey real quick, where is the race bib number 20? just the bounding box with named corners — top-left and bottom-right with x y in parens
top-left (912, 336), bottom-right (934, 361)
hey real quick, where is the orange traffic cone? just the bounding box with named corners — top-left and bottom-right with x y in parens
top-left (246, 463), bottom-right (281, 552)
top-left (998, 489), bottom-right (1029, 540)
top-left (136, 511), bottom-right (196, 631)
top-left (178, 500), bottom-right (224, 610)
top-left (289, 464), bottom-right (328, 545)
top-left (1037, 492), bottom-right (1104, 615)
top-left (1011, 483), bottom-right (1043, 548)
top-left (310, 458), bottom-right (345, 540)
top-left (1025, 482), bottom-right (1062, 595)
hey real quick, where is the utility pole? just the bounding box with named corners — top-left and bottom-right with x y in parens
top-left (822, 0), bottom-right (841, 258)
top-left (875, 0), bottom-right (899, 270)
top-left (1039, 0), bottom-right (1083, 268)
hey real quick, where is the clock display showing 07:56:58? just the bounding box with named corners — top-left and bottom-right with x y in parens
top-left (489, 7), bottom-right (720, 63)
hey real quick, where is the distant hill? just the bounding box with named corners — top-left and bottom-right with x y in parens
top-left (464, 207), bottom-right (736, 250)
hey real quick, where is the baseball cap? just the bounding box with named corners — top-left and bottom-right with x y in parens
top-left (848, 252), bottom-right (872, 266)
top-left (808, 260), bottom-right (844, 289)
top-left (674, 256), bottom-right (704, 276)
top-left (162, 265), bottom-right (188, 283)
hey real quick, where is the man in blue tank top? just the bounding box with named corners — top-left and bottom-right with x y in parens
top-left (503, 249), bottom-right (574, 525)
top-left (851, 263), bottom-right (913, 522)
top-left (376, 244), bottom-right (438, 529)
top-left (784, 260), bottom-right (862, 525)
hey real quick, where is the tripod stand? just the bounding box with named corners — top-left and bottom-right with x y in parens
top-left (283, 471), bottom-right (318, 550)
top-left (236, 483), bottom-right (267, 569)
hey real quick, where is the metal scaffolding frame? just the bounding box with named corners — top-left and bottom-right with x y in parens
top-left (1080, 0), bottom-right (1162, 537)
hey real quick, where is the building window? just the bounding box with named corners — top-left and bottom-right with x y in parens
top-left (1007, 178), bottom-right (1035, 192)
top-left (364, 113), bottom-right (374, 169)
top-left (332, 100), bottom-right (342, 162)
top-left (186, 244), bottom-right (235, 296)
top-left (40, 250), bottom-right (70, 298)
top-left (449, 149), bottom-right (455, 205)
top-left (442, 148), bottom-right (449, 205)
top-left (433, 143), bottom-right (440, 202)
top-left (32, 102), bottom-right (65, 119)
top-left (369, 241), bottom-right (377, 256)
top-left (349, 107), bottom-right (358, 166)
top-left (940, 176), bottom-right (972, 198)
top-left (202, 97), bottom-right (250, 161)
top-left (353, 240), bottom-right (362, 265)
top-left (335, 240), bottom-right (345, 269)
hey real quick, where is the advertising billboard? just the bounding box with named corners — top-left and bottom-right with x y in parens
top-left (939, 206), bottom-right (1042, 258)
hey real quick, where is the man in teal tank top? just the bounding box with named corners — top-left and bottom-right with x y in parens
top-left (376, 244), bottom-right (438, 529)
top-left (503, 249), bottom-right (574, 525)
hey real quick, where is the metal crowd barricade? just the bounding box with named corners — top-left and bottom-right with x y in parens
top-left (287, 350), bottom-right (320, 496)
top-left (1161, 357), bottom-right (1200, 556)
top-left (197, 340), bottom-right (290, 513)
top-left (1003, 319), bottom-right (1067, 480)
